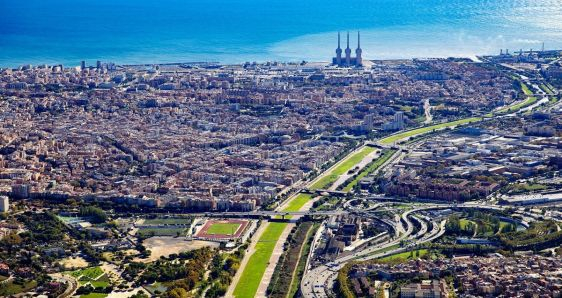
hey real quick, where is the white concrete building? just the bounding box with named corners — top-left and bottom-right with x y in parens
top-left (0, 196), bottom-right (9, 213)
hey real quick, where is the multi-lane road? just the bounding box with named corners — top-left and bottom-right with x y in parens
top-left (226, 75), bottom-right (556, 297)
top-left (297, 71), bottom-right (560, 298)
top-left (299, 203), bottom-right (526, 298)
top-left (301, 205), bottom-right (429, 298)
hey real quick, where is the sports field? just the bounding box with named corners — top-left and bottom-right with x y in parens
top-left (142, 217), bottom-right (190, 225)
top-left (207, 222), bottom-right (241, 235)
top-left (196, 219), bottom-right (248, 239)
top-left (68, 266), bottom-right (104, 280)
top-left (137, 227), bottom-right (187, 237)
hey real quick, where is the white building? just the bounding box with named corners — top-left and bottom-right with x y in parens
top-left (382, 111), bottom-right (405, 131)
top-left (0, 196), bottom-right (9, 213)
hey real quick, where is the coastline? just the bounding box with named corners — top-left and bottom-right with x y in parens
top-left (2, 28), bottom-right (561, 69)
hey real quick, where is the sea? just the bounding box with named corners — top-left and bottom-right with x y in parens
top-left (1, 0), bottom-right (562, 67)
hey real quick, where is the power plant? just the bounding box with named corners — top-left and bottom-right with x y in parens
top-left (333, 31), bottom-right (362, 67)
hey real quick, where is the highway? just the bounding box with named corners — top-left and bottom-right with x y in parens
top-left (227, 76), bottom-right (557, 297)
top-left (297, 66), bottom-right (559, 298)
top-left (299, 203), bottom-right (526, 298)
top-left (194, 202), bottom-right (507, 219)
top-left (300, 206), bottom-right (420, 298)
top-left (228, 142), bottom-right (392, 296)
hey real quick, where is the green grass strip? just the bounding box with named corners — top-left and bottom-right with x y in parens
top-left (233, 193), bottom-right (313, 297)
top-left (233, 222), bottom-right (287, 297)
top-left (282, 193), bottom-right (313, 212)
top-left (381, 83), bottom-right (541, 145)
top-left (377, 249), bottom-right (429, 263)
top-left (495, 96), bottom-right (537, 114)
top-left (521, 82), bottom-right (533, 95)
top-left (343, 149), bottom-right (396, 192)
top-left (380, 117), bottom-right (480, 145)
top-left (310, 146), bottom-right (376, 190)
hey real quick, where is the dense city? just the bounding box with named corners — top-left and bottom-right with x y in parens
top-left (1, 46), bottom-right (561, 298)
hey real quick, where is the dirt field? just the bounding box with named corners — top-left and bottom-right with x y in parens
top-left (138, 237), bottom-right (220, 262)
top-left (58, 256), bottom-right (89, 270)
top-left (107, 288), bottom-right (150, 298)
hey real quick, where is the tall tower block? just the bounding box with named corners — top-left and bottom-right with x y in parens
top-left (0, 196), bottom-right (8, 213)
top-left (335, 32), bottom-right (342, 65)
top-left (345, 31), bottom-right (352, 66)
top-left (355, 31), bottom-right (362, 66)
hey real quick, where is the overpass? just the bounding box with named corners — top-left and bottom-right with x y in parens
top-left (202, 210), bottom-right (348, 219)
top-left (198, 203), bottom-right (509, 220)
top-left (299, 203), bottom-right (521, 298)
top-left (364, 141), bottom-right (398, 150)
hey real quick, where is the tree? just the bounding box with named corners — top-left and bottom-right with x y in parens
top-left (129, 291), bottom-right (149, 298)
top-left (164, 287), bottom-right (189, 298)
top-left (79, 206), bottom-right (107, 223)
top-left (4, 231), bottom-right (22, 246)
top-left (446, 215), bottom-right (461, 234)
top-left (207, 283), bottom-right (228, 298)
top-left (185, 270), bottom-right (200, 289)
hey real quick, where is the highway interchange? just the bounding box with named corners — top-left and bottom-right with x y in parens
top-left (219, 69), bottom-right (562, 298)
top-left (297, 72), bottom-right (562, 298)
top-left (298, 202), bottom-right (527, 298)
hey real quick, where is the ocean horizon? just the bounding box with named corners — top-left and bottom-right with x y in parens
top-left (1, 0), bottom-right (562, 67)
